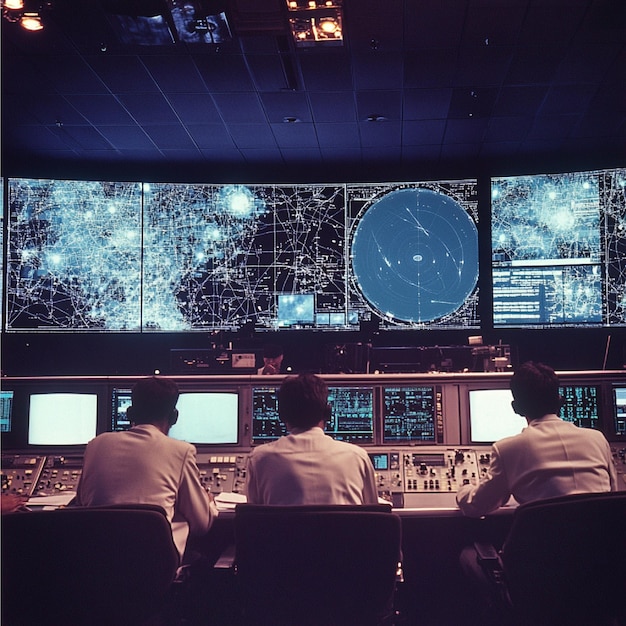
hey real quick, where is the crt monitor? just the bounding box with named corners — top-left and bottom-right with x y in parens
top-left (613, 385), bottom-right (626, 437)
top-left (559, 385), bottom-right (601, 430)
top-left (28, 392), bottom-right (98, 446)
top-left (1, 390), bottom-right (13, 433)
top-left (252, 386), bottom-right (286, 444)
top-left (469, 388), bottom-right (527, 443)
top-left (326, 386), bottom-right (374, 444)
top-left (252, 385), bottom-right (374, 444)
top-left (168, 392), bottom-right (239, 444)
top-left (111, 388), bottom-right (133, 431)
top-left (382, 386), bottom-right (436, 443)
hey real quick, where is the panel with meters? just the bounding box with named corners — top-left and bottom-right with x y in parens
top-left (1, 454), bottom-right (47, 497)
top-left (369, 448), bottom-right (484, 501)
top-left (196, 452), bottom-right (248, 495)
top-left (34, 456), bottom-right (84, 496)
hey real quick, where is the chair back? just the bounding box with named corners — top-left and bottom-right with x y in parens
top-left (1, 505), bottom-right (180, 626)
top-left (233, 503), bottom-right (402, 625)
top-left (500, 491), bottom-right (626, 625)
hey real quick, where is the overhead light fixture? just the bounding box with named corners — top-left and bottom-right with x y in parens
top-left (2, 0), bottom-right (45, 31)
top-left (285, 0), bottom-right (343, 47)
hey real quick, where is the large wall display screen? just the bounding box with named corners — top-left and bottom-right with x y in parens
top-left (491, 168), bottom-right (626, 327)
top-left (6, 178), bottom-right (479, 331)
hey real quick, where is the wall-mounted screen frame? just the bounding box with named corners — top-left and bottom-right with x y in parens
top-left (611, 385), bottom-right (625, 438)
top-left (491, 167), bottom-right (626, 328)
top-left (5, 177), bottom-right (479, 333)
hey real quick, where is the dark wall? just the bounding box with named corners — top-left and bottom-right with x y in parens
top-left (2, 327), bottom-right (624, 376)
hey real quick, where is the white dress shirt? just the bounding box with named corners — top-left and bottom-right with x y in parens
top-left (246, 426), bottom-right (379, 505)
top-left (457, 414), bottom-right (618, 517)
top-left (76, 424), bottom-right (218, 561)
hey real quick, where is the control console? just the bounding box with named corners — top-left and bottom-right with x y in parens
top-left (34, 456), bottom-right (84, 496)
top-left (1, 454), bottom-right (47, 497)
top-left (196, 452), bottom-right (248, 495)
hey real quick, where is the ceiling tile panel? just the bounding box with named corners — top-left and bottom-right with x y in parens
top-left (260, 92), bottom-right (313, 123)
top-left (142, 56), bottom-right (208, 93)
top-left (271, 123), bottom-right (319, 148)
top-left (64, 95), bottom-right (135, 125)
top-left (186, 124), bottom-right (235, 149)
top-left (355, 91), bottom-right (402, 122)
top-left (403, 89), bottom-right (452, 120)
top-left (168, 94), bottom-right (222, 124)
top-left (309, 92), bottom-right (358, 123)
top-left (212, 93), bottom-right (266, 123)
top-left (85, 55), bottom-right (160, 94)
top-left (117, 94), bottom-right (180, 125)
top-left (193, 54), bottom-right (256, 92)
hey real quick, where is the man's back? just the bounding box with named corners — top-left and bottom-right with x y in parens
top-left (76, 424), bottom-right (215, 559)
top-left (496, 416), bottom-right (615, 501)
top-left (457, 416), bottom-right (616, 517)
top-left (246, 427), bottom-right (379, 505)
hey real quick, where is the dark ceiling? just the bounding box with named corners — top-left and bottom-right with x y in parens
top-left (2, 0), bottom-right (625, 183)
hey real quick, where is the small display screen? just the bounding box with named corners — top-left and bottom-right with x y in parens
top-left (28, 393), bottom-right (98, 445)
top-left (469, 388), bottom-right (526, 443)
top-left (383, 386), bottom-right (436, 443)
top-left (369, 452), bottom-right (389, 470)
top-left (1, 390), bottom-right (14, 433)
top-left (169, 392), bottom-right (239, 444)
top-left (326, 386), bottom-right (374, 444)
top-left (559, 385), bottom-right (601, 429)
top-left (111, 388), bottom-right (133, 431)
top-left (251, 387), bottom-right (285, 444)
top-left (613, 386), bottom-right (626, 436)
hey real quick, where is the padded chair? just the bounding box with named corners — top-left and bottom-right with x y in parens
top-left (2, 504), bottom-right (180, 626)
top-left (231, 503), bottom-right (402, 626)
top-left (473, 491), bottom-right (626, 626)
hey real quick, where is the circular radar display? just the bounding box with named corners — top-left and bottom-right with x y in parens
top-left (351, 188), bottom-right (478, 323)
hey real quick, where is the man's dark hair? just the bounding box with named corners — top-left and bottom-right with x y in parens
top-left (278, 373), bottom-right (330, 430)
top-left (510, 361), bottom-right (562, 419)
top-left (129, 376), bottom-right (179, 425)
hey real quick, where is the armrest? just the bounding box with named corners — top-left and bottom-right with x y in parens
top-left (213, 543), bottom-right (236, 570)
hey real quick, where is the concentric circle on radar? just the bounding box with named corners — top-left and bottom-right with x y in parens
top-left (351, 188), bottom-right (478, 323)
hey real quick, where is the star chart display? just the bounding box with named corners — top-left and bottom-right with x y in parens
top-left (5, 178), bottom-right (480, 332)
top-left (491, 168), bottom-right (626, 327)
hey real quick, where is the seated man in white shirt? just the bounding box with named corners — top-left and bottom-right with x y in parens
top-left (457, 361), bottom-right (617, 517)
top-left (75, 376), bottom-right (218, 563)
top-left (246, 373), bottom-right (379, 505)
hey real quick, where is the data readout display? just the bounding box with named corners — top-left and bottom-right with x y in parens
top-left (327, 386), bottom-right (374, 443)
top-left (559, 385), bottom-right (601, 429)
top-left (111, 388), bottom-right (133, 431)
top-left (1, 390), bottom-right (13, 433)
top-left (383, 386), bottom-right (436, 443)
top-left (252, 387), bottom-right (286, 444)
top-left (614, 386), bottom-right (626, 436)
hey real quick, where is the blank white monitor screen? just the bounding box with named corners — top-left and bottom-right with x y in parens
top-left (28, 393), bottom-right (98, 445)
top-left (469, 388), bottom-right (527, 443)
top-left (169, 392), bottom-right (238, 444)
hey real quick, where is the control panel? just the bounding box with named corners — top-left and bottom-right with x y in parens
top-left (369, 447), bottom-right (486, 506)
top-left (34, 456), bottom-right (84, 496)
top-left (610, 444), bottom-right (626, 490)
top-left (1, 454), bottom-right (47, 497)
top-left (196, 452), bottom-right (248, 495)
